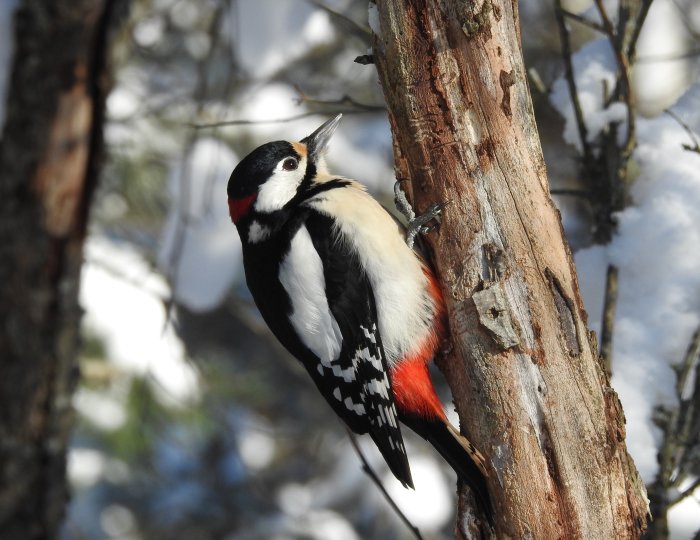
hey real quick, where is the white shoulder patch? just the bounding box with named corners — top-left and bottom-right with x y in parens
top-left (279, 225), bottom-right (342, 364)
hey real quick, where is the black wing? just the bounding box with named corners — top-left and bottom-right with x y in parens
top-left (304, 211), bottom-right (413, 488)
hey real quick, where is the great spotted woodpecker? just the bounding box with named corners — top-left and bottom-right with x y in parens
top-left (227, 115), bottom-right (492, 521)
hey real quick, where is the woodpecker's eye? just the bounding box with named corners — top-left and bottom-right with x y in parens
top-left (282, 157), bottom-right (298, 171)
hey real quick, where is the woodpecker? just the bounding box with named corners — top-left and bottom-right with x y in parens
top-left (227, 115), bottom-right (492, 521)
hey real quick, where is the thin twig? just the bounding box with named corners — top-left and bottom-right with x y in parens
top-left (637, 48), bottom-right (700, 63)
top-left (550, 188), bottom-right (590, 197)
top-left (306, 0), bottom-right (372, 40)
top-left (675, 327), bottom-right (700, 399)
top-left (294, 86), bottom-right (385, 112)
top-left (670, 0), bottom-right (700, 40)
top-left (665, 109), bottom-right (700, 154)
top-left (593, 0), bottom-right (636, 158)
top-left (600, 264), bottom-right (619, 376)
top-left (647, 325), bottom-right (700, 536)
top-left (84, 254), bottom-right (168, 302)
top-left (670, 476), bottom-right (700, 506)
top-left (189, 109), bottom-right (375, 130)
top-left (671, 325), bottom-right (700, 485)
top-left (527, 67), bottom-right (547, 94)
top-left (554, 0), bottom-right (593, 163)
top-left (560, 9), bottom-right (606, 33)
top-left (345, 430), bottom-right (424, 540)
top-left (626, 0), bottom-right (654, 63)
top-left (164, 3), bottom-right (227, 327)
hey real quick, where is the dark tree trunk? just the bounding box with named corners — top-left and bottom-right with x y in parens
top-left (372, 0), bottom-right (649, 537)
top-left (0, 1), bottom-right (121, 538)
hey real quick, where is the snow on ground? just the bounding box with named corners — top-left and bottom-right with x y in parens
top-left (575, 112), bottom-right (700, 481)
top-left (81, 236), bottom-right (200, 406)
top-left (551, 36), bottom-right (700, 538)
top-left (634, 0), bottom-right (697, 114)
top-left (158, 137), bottom-right (242, 312)
top-left (550, 39), bottom-right (620, 150)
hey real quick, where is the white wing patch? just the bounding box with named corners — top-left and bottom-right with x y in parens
top-left (279, 225), bottom-right (342, 365)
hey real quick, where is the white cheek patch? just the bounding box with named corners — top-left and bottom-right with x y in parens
top-left (254, 157), bottom-right (306, 213)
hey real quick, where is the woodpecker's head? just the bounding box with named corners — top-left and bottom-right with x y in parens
top-left (227, 114), bottom-right (342, 226)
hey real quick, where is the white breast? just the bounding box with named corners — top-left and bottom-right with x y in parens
top-left (307, 181), bottom-right (435, 364)
top-left (279, 225), bottom-right (343, 365)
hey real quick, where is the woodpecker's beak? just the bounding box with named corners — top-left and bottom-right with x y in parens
top-left (302, 114), bottom-right (342, 162)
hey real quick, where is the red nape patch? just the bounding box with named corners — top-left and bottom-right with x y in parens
top-left (391, 357), bottom-right (446, 421)
top-left (228, 193), bottom-right (257, 224)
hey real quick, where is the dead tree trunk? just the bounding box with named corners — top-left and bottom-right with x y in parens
top-left (372, 1), bottom-right (649, 537)
top-left (0, 2), bottom-right (121, 538)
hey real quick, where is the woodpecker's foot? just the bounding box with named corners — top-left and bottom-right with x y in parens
top-left (394, 181), bottom-right (448, 249)
top-left (393, 181), bottom-right (416, 222)
top-left (406, 201), bottom-right (447, 249)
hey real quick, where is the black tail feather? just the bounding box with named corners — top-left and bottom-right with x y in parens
top-left (401, 415), bottom-right (494, 525)
top-left (369, 428), bottom-right (414, 489)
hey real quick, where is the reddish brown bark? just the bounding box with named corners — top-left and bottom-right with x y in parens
top-left (372, 1), bottom-right (648, 537)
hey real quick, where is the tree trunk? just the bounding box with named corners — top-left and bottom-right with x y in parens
top-left (372, 1), bottom-right (649, 537)
top-left (0, 1), bottom-right (120, 538)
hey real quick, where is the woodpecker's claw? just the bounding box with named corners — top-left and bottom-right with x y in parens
top-left (394, 182), bottom-right (448, 248)
top-left (405, 201), bottom-right (447, 248)
top-left (394, 181), bottom-right (416, 222)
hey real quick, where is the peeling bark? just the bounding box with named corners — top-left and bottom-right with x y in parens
top-left (372, 1), bottom-right (648, 537)
top-left (0, 1), bottom-right (121, 538)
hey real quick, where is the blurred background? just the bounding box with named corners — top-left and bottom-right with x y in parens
top-left (2, 0), bottom-right (698, 538)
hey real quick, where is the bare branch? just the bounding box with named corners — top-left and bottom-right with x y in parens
top-left (675, 326), bottom-right (700, 399)
top-left (637, 48), bottom-right (700, 63)
top-left (670, 476), bottom-right (700, 507)
top-left (600, 264), bottom-right (619, 376)
top-left (593, 0), bottom-right (636, 158)
top-left (646, 325), bottom-right (700, 537)
top-left (554, 0), bottom-right (594, 163)
top-left (190, 109), bottom-right (378, 130)
top-left (665, 109), bottom-right (700, 154)
top-left (345, 430), bottom-right (424, 540)
top-left (164, 2), bottom-right (227, 326)
top-left (354, 54), bottom-right (375, 65)
top-left (306, 0), bottom-right (372, 41)
top-left (83, 254), bottom-right (168, 302)
top-left (293, 86), bottom-right (385, 112)
top-left (627, 0), bottom-right (654, 63)
top-left (560, 9), bottom-right (606, 33)
top-left (670, 325), bottom-right (700, 486)
top-left (550, 188), bottom-right (590, 197)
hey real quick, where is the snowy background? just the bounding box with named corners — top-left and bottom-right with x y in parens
top-left (2, 0), bottom-right (700, 538)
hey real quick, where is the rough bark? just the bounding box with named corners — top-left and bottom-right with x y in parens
top-left (372, 1), bottom-right (649, 538)
top-left (0, 1), bottom-right (120, 538)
